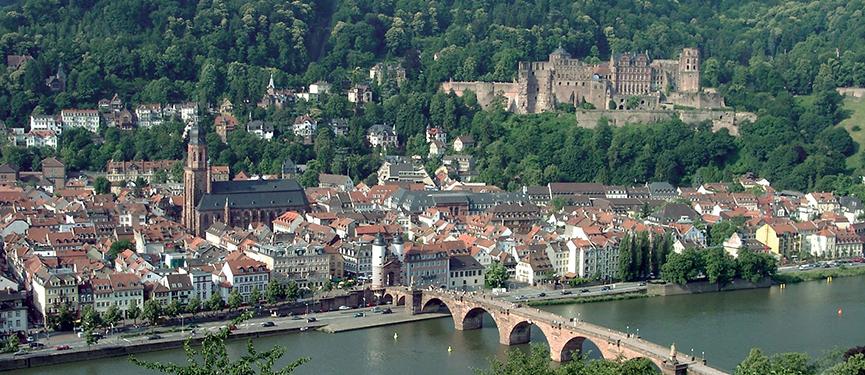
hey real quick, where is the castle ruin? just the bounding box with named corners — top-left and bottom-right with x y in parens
top-left (441, 47), bottom-right (724, 114)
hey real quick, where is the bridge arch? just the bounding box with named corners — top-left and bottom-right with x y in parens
top-left (558, 336), bottom-right (608, 362)
top-left (500, 318), bottom-right (558, 348)
top-left (381, 293), bottom-right (394, 305)
top-left (460, 306), bottom-right (496, 331)
top-left (421, 297), bottom-right (451, 314)
top-left (397, 296), bottom-right (405, 306)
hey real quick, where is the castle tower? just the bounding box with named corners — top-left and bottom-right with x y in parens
top-left (677, 48), bottom-right (700, 93)
top-left (371, 233), bottom-right (387, 288)
top-left (183, 122), bottom-right (210, 236)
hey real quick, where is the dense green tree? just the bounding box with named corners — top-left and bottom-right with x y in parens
top-left (249, 287), bottom-right (262, 305)
top-left (127, 299), bottom-right (141, 323)
top-left (186, 297), bottom-right (201, 317)
top-left (735, 349), bottom-right (817, 375)
top-left (142, 299), bottom-right (163, 326)
top-left (285, 281), bottom-right (300, 300)
top-left (228, 290), bottom-right (243, 311)
top-left (661, 248), bottom-right (704, 285)
top-left (208, 293), bottom-right (225, 311)
top-left (80, 304), bottom-right (102, 331)
top-left (484, 262), bottom-right (509, 289)
top-left (2, 335), bottom-right (19, 353)
top-left (477, 344), bottom-right (661, 375)
top-left (93, 176), bottom-right (111, 195)
top-left (618, 234), bottom-right (634, 281)
top-left (703, 247), bottom-right (737, 286)
top-left (266, 280), bottom-right (284, 304)
top-left (103, 304), bottom-right (121, 327)
top-left (164, 300), bottom-right (181, 319)
top-left (737, 249), bottom-right (778, 283)
top-left (48, 303), bottom-right (75, 331)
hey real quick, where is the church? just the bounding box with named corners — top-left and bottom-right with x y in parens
top-left (182, 123), bottom-right (309, 236)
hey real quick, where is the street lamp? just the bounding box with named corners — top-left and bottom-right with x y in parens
top-left (635, 328), bottom-right (639, 338)
top-left (626, 325), bottom-right (630, 337)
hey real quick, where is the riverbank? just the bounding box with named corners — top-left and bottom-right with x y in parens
top-left (0, 322), bottom-right (324, 372)
top-left (321, 312), bottom-right (448, 333)
top-left (526, 292), bottom-right (647, 306)
top-left (774, 265), bottom-right (865, 284)
top-left (0, 309), bottom-right (445, 372)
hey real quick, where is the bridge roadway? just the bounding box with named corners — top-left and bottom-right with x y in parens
top-left (382, 287), bottom-right (728, 375)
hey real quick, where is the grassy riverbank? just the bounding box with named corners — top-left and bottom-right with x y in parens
top-left (774, 265), bottom-right (865, 284)
top-left (526, 292), bottom-right (647, 306)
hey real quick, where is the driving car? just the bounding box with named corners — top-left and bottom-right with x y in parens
top-left (306, 317), bottom-right (317, 323)
top-left (261, 321), bottom-right (276, 327)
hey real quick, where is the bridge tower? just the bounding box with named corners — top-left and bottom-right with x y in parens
top-left (371, 233), bottom-right (386, 288)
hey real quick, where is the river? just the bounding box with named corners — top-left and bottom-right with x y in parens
top-left (17, 275), bottom-right (865, 374)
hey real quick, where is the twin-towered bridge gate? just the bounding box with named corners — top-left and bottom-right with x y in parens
top-left (381, 287), bottom-right (729, 375)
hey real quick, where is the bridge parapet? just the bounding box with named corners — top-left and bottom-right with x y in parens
top-left (384, 288), bottom-right (728, 375)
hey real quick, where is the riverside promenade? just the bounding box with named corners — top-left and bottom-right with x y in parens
top-left (0, 307), bottom-right (445, 372)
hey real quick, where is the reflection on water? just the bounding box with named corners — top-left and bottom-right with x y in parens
top-left (18, 275), bottom-right (865, 374)
top-left (543, 275), bottom-right (865, 370)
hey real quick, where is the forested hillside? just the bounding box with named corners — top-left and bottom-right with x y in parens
top-left (1, 0), bottom-right (864, 191)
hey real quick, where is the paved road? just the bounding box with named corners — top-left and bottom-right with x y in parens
top-left (2, 304), bottom-right (399, 357)
top-left (778, 261), bottom-right (865, 274)
top-left (496, 282), bottom-right (646, 303)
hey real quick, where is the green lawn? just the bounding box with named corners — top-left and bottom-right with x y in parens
top-left (837, 96), bottom-right (865, 171)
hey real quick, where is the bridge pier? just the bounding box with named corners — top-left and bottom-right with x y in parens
top-left (460, 312), bottom-right (483, 330)
top-left (408, 289), bottom-right (722, 375)
top-left (502, 322), bottom-right (531, 345)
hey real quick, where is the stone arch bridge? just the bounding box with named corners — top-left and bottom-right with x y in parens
top-left (381, 288), bottom-right (728, 375)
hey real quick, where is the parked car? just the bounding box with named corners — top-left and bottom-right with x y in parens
top-left (381, 308), bottom-right (393, 314)
top-left (148, 334), bottom-right (162, 340)
top-left (306, 317), bottom-right (317, 323)
top-left (261, 321), bottom-right (276, 327)
top-left (354, 312), bottom-right (365, 318)
top-left (338, 305), bottom-right (351, 311)
top-left (55, 345), bottom-right (71, 351)
top-left (560, 290), bottom-right (572, 295)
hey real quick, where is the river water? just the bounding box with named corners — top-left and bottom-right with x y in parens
top-left (18, 276), bottom-right (865, 374)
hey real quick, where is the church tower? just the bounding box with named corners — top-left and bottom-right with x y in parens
top-left (183, 122), bottom-right (210, 236)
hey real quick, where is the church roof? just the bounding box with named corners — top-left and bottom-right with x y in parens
top-left (197, 179), bottom-right (308, 211)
